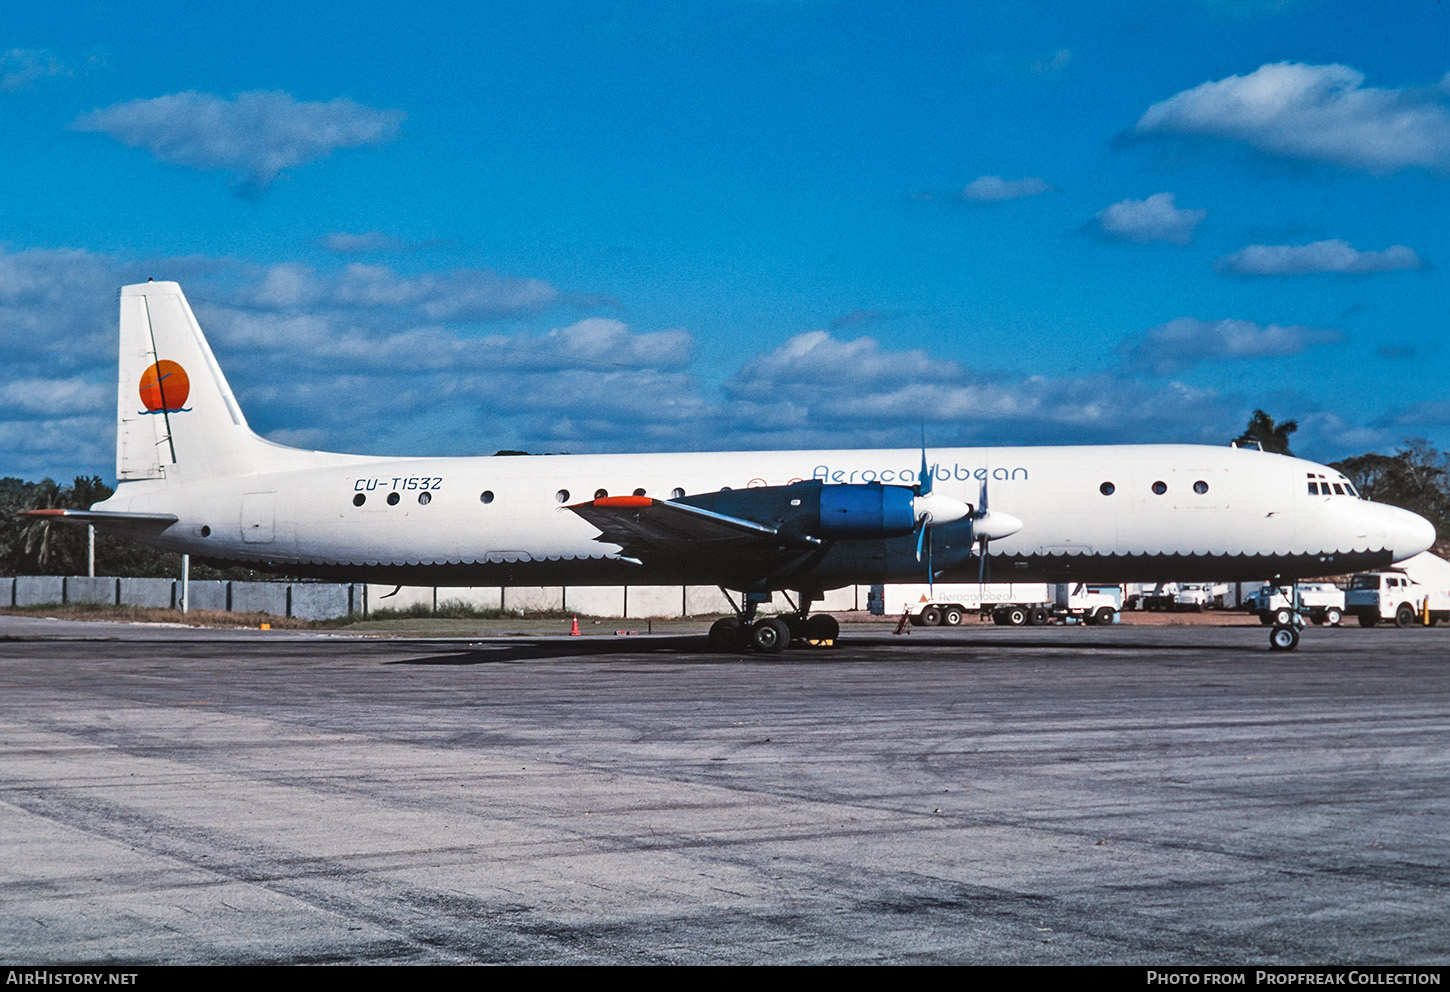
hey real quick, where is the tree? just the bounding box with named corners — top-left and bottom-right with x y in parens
top-left (1235, 409), bottom-right (1298, 455)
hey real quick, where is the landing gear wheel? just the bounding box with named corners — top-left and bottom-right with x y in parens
top-left (708, 617), bottom-right (743, 652)
top-left (920, 606), bottom-right (943, 627)
top-left (804, 613), bottom-right (840, 642)
top-left (1324, 607), bottom-right (1342, 627)
top-left (1269, 624), bottom-right (1300, 651)
top-left (749, 617), bottom-right (791, 654)
top-left (941, 606), bottom-right (964, 626)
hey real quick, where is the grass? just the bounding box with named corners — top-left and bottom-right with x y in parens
top-left (0, 602), bottom-right (315, 629)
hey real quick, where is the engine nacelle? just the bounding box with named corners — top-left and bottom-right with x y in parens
top-left (817, 482), bottom-right (917, 539)
top-left (679, 480), bottom-right (921, 542)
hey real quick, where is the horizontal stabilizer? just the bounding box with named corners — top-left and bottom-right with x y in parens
top-left (15, 508), bottom-right (178, 527)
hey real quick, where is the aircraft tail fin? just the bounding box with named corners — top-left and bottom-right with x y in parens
top-left (117, 281), bottom-right (271, 481)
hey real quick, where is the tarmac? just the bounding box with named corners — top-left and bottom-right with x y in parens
top-left (1, 614), bottom-right (1447, 965)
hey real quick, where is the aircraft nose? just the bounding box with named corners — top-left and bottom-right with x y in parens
top-left (1374, 502), bottom-right (1437, 562)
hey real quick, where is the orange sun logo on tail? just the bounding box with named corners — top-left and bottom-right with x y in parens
top-left (139, 360), bottom-right (191, 414)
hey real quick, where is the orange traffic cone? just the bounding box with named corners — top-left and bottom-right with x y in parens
top-left (569, 616), bottom-right (581, 636)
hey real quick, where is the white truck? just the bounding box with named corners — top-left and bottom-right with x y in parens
top-left (1242, 582), bottom-right (1346, 626)
top-left (869, 582), bottom-right (1121, 627)
top-left (1345, 570), bottom-right (1450, 627)
top-left (1136, 582), bottom-right (1226, 611)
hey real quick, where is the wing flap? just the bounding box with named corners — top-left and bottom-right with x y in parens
top-left (568, 495), bottom-right (819, 573)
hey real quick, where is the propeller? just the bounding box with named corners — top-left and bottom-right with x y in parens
top-left (911, 433), bottom-right (968, 590)
top-left (970, 469), bottom-right (1024, 584)
top-left (909, 432), bottom-right (1023, 589)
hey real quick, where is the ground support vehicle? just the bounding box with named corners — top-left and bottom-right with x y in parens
top-left (1345, 570), bottom-right (1450, 627)
top-left (1243, 582), bottom-right (1345, 626)
top-left (870, 582), bottom-right (1121, 627)
top-left (1138, 582), bottom-right (1225, 611)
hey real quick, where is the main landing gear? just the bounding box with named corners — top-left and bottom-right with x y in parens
top-left (707, 589), bottom-right (841, 654)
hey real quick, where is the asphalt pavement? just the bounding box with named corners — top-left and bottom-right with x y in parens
top-left (1, 616), bottom-right (1446, 964)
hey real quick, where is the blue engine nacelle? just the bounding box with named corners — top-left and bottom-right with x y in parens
top-left (817, 482), bottom-right (917, 539)
top-left (678, 479), bottom-right (919, 542)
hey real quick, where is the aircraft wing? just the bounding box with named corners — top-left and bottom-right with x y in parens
top-left (568, 495), bottom-right (821, 574)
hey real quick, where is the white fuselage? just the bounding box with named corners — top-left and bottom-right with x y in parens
top-left (96, 442), bottom-right (1434, 589)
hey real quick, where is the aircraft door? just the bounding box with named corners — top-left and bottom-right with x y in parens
top-left (241, 492), bottom-right (276, 544)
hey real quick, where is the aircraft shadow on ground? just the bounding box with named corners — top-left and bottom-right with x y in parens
top-left (382, 632), bottom-right (1264, 665)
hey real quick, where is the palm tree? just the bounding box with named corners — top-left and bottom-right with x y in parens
top-left (1235, 410), bottom-right (1297, 456)
top-left (18, 478), bottom-right (62, 569)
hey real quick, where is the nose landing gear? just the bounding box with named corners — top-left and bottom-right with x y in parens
top-left (1268, 582), bottom-right (1305, 652)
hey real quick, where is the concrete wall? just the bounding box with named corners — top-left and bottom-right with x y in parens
top-left (228, 582), bottom-right (289, 617)
top-left (289, 584), bottom-right (360, 621)
top-left (501, 586), bottom-right (565, 612)
top-left (562, 586), bottom-right (625, 617)
top-left (64, 577), bottom-right (118, 605)
top-left (126, 577), bottom-right (177, 609)
top-left (4, 575), bottom-right (872, 620)
top-left (14, 576), bottom-right (64, 606)
top-left (180, 580), bottom-right (225, 612)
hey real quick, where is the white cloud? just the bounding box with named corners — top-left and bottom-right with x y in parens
top-left (0, 377), bottom-right (109, 415)
top-left (325, 231), bottom-right (407, 254)
top-left (1094, 193), bottom-right (1206, 244)
top-left (960, 175), bottom-right (1053, 201)
top-left (0, 247), bottom-right (128, 371)
top-left (1215, 240), bottom-right (1424, 275)
top-left (1135, 62), bottom-right (1450, 172)
top-left (236, 261), bottom-right (560, 321)
top-left (721, 330), bottom-right (1233, 449)
top-left (1, 48), bottom-right (67, 92)
top-left (1373, 400), bottom-right (1450, 429)
top-left (73, 91), bottom-right (405, 191)
top-left (1120, 317), bottom-right (1341, 374)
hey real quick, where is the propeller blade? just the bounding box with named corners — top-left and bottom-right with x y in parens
top-left (915, 519), bottom-right (927, 562)
top-left (918, 433), bottom-right (932, 496)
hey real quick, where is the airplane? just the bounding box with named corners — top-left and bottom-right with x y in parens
top-left (21, 281), bottom-right (1437, 652)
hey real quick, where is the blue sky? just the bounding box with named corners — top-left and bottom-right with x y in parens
top-left (2, 0), bottom-right (1447, 482)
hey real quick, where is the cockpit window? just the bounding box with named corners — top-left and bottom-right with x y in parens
top-left (1306, 472), bottom-right (1359, 498)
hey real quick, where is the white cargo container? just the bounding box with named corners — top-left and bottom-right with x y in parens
top-left (869, 582), bottom-right (1120, 627)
